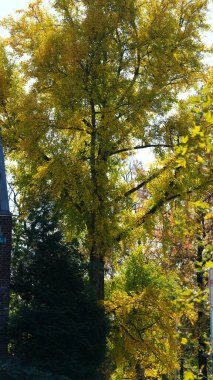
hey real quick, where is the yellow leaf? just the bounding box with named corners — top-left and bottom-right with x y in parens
top-left (190, 125), bottom-right (204, 137)
top-left (181, 146), bottom-right (188, 155)
top-left (182, 289), bottom-right (193, 296)
top-left (206, 139), bottom-right (212, 153)
top-left (198, 142), bottom-right (205, 149)
top-left (190, 96), bottom-right (201, 104)
top-left (181, 337), bottom-right (188, 345)
top-left (204, 261), bottom-right (213, 269)
top-left (181, 135), bottom-right (189, 144)
top-left (197, 156), bottom-right (204, 163)
top-left (176, 158), bottom-right (186, 168)
top-left (184, 371), bottom-right (195, 380)
top-left (204, 111), bottom-right (213, 124)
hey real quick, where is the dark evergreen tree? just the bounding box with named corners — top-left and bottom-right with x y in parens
top-left (7, 201), bottom-right (107, 380)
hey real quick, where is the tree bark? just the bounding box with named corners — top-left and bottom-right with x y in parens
top-left (135, 363), bottom-right (145, 380)
top-left (180, 358), bottom-right (184, 380)
top-left (88, 98), bottom-right (105, 300)
top-left (89, 252), bottom-right (105, 300)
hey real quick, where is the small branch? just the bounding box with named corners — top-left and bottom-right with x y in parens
top-left (137, 180), bottom-right (213, 226)
top-left (124, 163), bottom-right (172, 197)
top-left (116, 179), bottom-right (213, 242)
top-left (120, 324), bottom-right (140, 343)
top-left (55, 126), bottom-right (91, 134)
top-left (110, 143), bottom-right (173, 156)
top-left (82, 118), bottom-right (92, 129)
top-left (63, 188), bottom-right (83, 213)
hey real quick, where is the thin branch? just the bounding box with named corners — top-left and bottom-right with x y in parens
top-left (131, 321), bottom-right (157, 341)
top-left (63, 187), bottom-right (83, 214)
top-left (82, 118), bottom-right (92, 130)
top-left (110, 143), bottom-right (173, 156)
top-left (55, 126), bottom-right (90, 134)
top-left (116, 179), bottom-right (213, 242)
top-left (137, 180), bottom-right (213, 226)
top-left (124, 163), bottom-right (172, 197)
top-left (120, 324), bottom-right (140, 343)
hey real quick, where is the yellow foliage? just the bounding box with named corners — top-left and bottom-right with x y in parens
top-left (190, 125), bottom-right (204, 138)
top-left (106, 285), bottom-right (180, 378)
top-left (181, 135), bottom-right (189, 144)
top-left (181, 337), bottom-right (188, 345)
top-left (184, 371), bottom-right (195, 380)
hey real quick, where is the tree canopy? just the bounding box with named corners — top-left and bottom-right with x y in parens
top-left (0, 0), bottom-right (212, 378)
top-left (2, 0), bottom-right (212, 299)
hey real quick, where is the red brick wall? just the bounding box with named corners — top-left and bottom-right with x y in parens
top-left (0, 213), bottom-right (12, 357)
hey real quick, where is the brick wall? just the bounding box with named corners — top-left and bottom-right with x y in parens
top-left (0, 213), bottom-right (12, 357)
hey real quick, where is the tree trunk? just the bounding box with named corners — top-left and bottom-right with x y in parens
top-left (88, 98), bottom-right (106, 301)
top-left (135, 363), bottom-right (145, 380)
top-left (198, 333), bottom-right (208, 380)
top-left (180, 358), bottom-right (184, 380)
top-left (89, 252), bottom-right (105, 300)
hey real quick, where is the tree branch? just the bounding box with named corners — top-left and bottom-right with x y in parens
top-left (124, 163), bottom-right (172, 197)
top-left (82, 118), bottom-right (92, 129)
top-left (137, 180), bottom-right (213, 226)
top-left (110, 143), bottom-right (173, 156)
top-left (116, 179), bottom-right (213, 242)
top-left (55, 125), bottom-right (91, 134)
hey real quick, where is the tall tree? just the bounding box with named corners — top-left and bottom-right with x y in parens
top-left (2, 0), bottom-right (211, 299)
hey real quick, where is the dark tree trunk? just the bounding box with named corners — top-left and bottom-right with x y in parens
top-left (135, 363), bottom-right (145, 380)
top-left (89, 253), bottom-right (105, 300)
top-left (198, 334), bottom-right (208, 380)
top-left (88, 98), bottom-right (106, 301)
top-left (180, 358), bottom-right (184, 380)
top-left (162, 375), bottom-right (169, 380)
